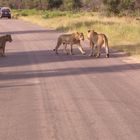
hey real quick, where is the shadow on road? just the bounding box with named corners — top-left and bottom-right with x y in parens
top-left (1, 43), bottom-right (140, 81)
top-left (0, 83), bottom-right (36, 89)
top-left (0, 49), bottom-right (128, 67)
top-left (1, 62), bottom-right (140, 81)
top-left (0, 29), bottom-right (60, 35)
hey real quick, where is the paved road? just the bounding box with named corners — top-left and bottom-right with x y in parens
top-left (0, 19), bottom-right (140, 140)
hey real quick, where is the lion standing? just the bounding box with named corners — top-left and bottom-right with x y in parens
top-left (0, 34), bottom-right (12, 57)
top-left (87, 30), bottom-right (109, 58)
top-left (53, 32), bottom-right (85, 55)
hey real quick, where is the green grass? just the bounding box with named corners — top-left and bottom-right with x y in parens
top-left (13, 9), bottom-right (41, 16)
top-left (14, 9), bottom-right (140, 57)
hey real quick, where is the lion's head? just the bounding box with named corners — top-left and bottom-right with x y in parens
top-left (87, 30), bottom-right (98, 40)
top-left (74, 32), bottom-right (84, 41)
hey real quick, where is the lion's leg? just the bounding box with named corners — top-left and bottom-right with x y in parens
top-left (0, 49), bottom-right (2, 57)
top-left (105, 45), bottom-right (109, 58)
top-left (93, 45), bottom-right (97, 57)
top-left (103, 35), bottom-right (109, 58)
top-left (105, 46), bottom-right (109, 58)
top-left (78, 44), bottom-right (86, 55)
top-left (2, 46), bottom-right (6, 57)
top-left (70, 44), bottom-right (74, 55)
top-left (96, 46), bottom-right (101, 58)
top-left (53, 40), bottom-right (62, 54)
top-left (63, 44), bottom-right (69, 55)
top-left (89, 42), bottom-right (94, 56)
top-left (89, 46), bottom-right (94, 57)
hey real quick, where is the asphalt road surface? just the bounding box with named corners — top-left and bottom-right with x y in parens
top-left (0, 19), bottom-right (140, 140)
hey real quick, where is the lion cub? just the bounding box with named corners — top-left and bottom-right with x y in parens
top-left (53, 32), bottom-right (85, 55)
top-left (0, 34), bottom-right (12, 57)
top-left (87, 30), bottom-right (109, 58)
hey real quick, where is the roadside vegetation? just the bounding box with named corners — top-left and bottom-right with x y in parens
top-left (13, 9), bottom-right (140, 56)
top-left (2, 0), bottom-right (139, 57)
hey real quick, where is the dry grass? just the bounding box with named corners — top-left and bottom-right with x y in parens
top-left (20, 11), bottom-right (140, 56)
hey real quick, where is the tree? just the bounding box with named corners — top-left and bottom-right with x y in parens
top-left (63, 0), bottom-right (81, 10)
top-left (103, 0), bottom-right (135, 14)
top-left (48, 0), bottom-right (63, 8)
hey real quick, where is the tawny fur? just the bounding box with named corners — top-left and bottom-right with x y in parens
top-left (53, 32), bottom-right (85, 55)
top-left (0, 34), bottom-right (12, 57)
top-left (87, 30), bottom-right (109, 58)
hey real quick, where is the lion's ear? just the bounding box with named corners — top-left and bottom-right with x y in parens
top-left (74, 32), bottom-right (79, 36)
top-left (88, 30), bottom-right (91, 33)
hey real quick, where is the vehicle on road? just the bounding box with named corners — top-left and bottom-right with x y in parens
top-left (0, 7), bottom-right (11, 19)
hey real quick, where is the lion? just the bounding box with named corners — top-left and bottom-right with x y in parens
top-left (53, 32), bottom-right (86, 55)
top-left (87, 30), bottom-right (109, 58)
top-left (0, 34), bottom-right (12, 57)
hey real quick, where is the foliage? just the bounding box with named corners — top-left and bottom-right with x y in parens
top-left (42, 10), bottom-right (67, 18)
top-left (0, 0), bottom-right (139, 16)
top-left (0, 0), bottom-right (81, 10)
top-left (63, 0), bottom-right (81, 10)
top-left (103, 0), bottom-right (120, 14)
top-left (20, 11), bottom-right (140, 56)
top-left (14, 9), bottom-right (40, 16)
top-left (47, 0), bottom-right (63, 9)
top-left (103, 0), bottom-right (135, 14)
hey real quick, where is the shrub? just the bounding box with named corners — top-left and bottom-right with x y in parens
top-left (103, 0), bottom-right (135, 15)
top-left (42, 11), bottom-right (67, 18)
top-left (63, 0), bottom-right (81, 10)
top-left (47, 0), bottom-right (63, 9)
top-left (15, 9), bottom-right (40, 16)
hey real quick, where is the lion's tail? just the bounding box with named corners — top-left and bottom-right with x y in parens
top-left (103, 35), bottom-right (109, 58)
top-left (54, 36), bottom-right (62, 51)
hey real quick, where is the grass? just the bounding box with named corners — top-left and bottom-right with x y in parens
top-left (14, 10), bottom-right (140, 57)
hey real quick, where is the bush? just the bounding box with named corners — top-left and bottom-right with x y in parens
top-left (47, 0), bottom-right (63, 9)
top-left (63, 0), bottom-right (81, 10)
top-left (42, 11), bottom-right (67, 18)
top-left (103, 0), bottom-right (135, 15)
top-left (16, 9), bottom-right (41, 16)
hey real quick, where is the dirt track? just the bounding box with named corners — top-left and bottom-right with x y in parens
top-left (0, 19), bottom-right (140, 140)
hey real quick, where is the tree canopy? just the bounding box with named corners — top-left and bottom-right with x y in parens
top-left (0, 0), bottom-right (139, 13)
